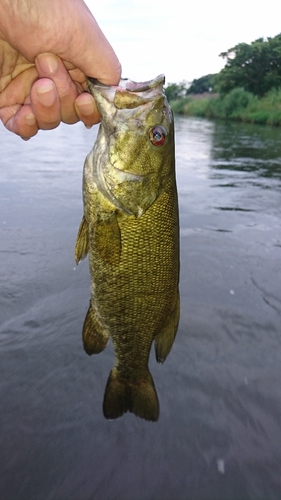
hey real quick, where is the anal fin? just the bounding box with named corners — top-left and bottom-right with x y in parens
top-left (82, 301), bottom-right (110, 355)
top-left (154, 290), bottom-right (180, 363)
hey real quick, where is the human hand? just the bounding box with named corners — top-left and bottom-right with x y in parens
top-left (0, 0), bottom-right (121, 139)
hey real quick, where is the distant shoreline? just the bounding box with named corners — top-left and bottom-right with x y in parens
top-left (170, 88), bottom-right (281, 127)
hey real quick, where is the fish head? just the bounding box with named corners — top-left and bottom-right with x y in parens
top-left (87, 75), bottom-right (175, 217)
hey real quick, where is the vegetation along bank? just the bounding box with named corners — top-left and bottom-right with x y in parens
top-left (166, 34), bottom-right (281, 126)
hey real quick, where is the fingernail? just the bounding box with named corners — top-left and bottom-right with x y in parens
top-left (77, 96), bottom-right (96, 116)
top-left (36, 54), bottom-right (59, 74)
top-left (36, 82), bottom-right (56, 106)
top-left (25, 113), bottom-right (36, 126)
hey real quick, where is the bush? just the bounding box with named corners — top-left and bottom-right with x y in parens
top-left (182, 97), bottom-right (211, 116)
top-left (267, 110), bottom-right (281, 126)
top-left (170, 97), bottom-right (193, 114)
top-left (223, 88), bottom-right (254, 116)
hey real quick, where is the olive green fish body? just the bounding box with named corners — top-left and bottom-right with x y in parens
top-left (75, 75), bottom-right (179, 421)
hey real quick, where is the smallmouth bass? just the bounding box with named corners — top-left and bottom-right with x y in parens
top-left (75, 75), bottom-right (179, 421)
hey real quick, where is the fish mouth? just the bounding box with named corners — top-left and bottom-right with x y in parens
top-left (87, 75), bottom-right (166, 110)
top-left (87, 74), bottom-right (165, 93)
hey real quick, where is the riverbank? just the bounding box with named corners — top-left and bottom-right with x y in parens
top-left (171, 87), bottom-right (281, 126)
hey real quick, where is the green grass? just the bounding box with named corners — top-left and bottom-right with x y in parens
top-left (171, 87), bottom-right (281, 126)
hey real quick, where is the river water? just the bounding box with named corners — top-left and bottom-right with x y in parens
top-left (0, 116), bottom-right (281, 500)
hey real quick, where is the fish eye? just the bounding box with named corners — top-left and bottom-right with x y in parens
top-left (149, 126), bottom-right (166, 147)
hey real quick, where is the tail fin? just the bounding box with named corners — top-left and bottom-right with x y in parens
top-left (103, 368), bottom-right (159, 421)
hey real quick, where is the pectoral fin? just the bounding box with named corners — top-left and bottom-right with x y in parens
top-left (82, 301), bottom-right (110, 355)
top-left (154, 291), bottom-right (180, 364)
top-left (75, 215), bottom-right (89, 264)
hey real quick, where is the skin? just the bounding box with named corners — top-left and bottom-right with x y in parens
top-left (0, 0), bottom-right (121, 139)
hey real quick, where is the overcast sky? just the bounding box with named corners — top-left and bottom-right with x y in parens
top-left (85, 0), bottom-right (281, 85)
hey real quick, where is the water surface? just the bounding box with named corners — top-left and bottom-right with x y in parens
top-left (1, 117), bottom-right (281, 500)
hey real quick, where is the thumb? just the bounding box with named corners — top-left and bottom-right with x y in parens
top-left (63, 8), bottom-right (121, 85)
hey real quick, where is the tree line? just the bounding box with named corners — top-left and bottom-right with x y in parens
top-left (166, 33), bottom-right (281, 100)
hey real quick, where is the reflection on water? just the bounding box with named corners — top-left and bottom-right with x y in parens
top-left (1, 118), bottom-right (281, 500)
top-left (211, 120), bottom-right (281, 178)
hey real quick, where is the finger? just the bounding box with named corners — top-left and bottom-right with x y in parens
top-left (0, 62), bottom-right (39, 137)
top-left (61, 10), bottom-right (122, 85)
top-left (0, 103), bottom-right (38, 139)
top-left (30, 78), bottom-right (61, 130)
top-left (0, 65), bottom-right (38, 108)
top-left (75, 92), bottom-right (100, 128)
top-left (35, 53), bottom-right (79, 124)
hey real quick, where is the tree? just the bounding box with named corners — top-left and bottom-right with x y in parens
top-left (186, 74), bottom-right (217, 94)
top-left (164, 81), bottom-right (189, 101)
top-left (217, 34), bottom-right (281, 97)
